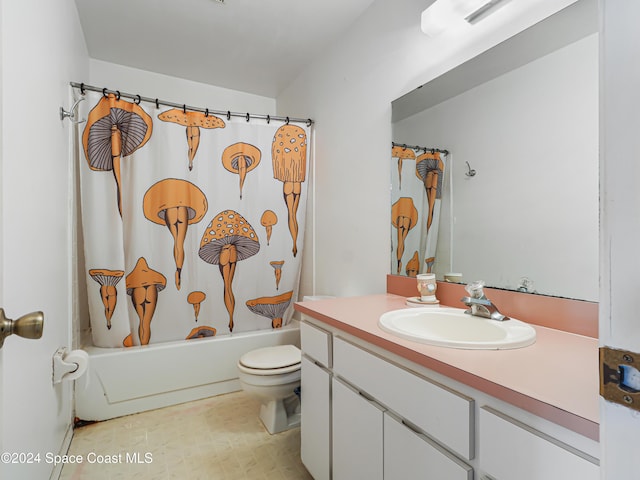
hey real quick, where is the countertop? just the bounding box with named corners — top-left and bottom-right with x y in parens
top-left (294, 293), bottom-right (599, 441)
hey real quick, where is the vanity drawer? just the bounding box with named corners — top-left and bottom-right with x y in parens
top-left (333, 336), bottom-right (474, 460)
top-left (479, 406), bottom-right (599, 480)
top-left (300, 319), bottom-right (331, 367)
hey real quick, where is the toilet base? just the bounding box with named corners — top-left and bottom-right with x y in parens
top-left (259, 393), bottom-right (301, 434)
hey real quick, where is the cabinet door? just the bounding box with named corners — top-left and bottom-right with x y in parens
top-left (332, 377), bottom-right (384, 480)
top-left (479, 407), bottom-right (599, 480)
top-left (384, 412), bottom-right (473, 480)
top-left (301, 356), bottom-right (331, 480)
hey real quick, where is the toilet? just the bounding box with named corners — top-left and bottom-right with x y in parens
top-left (237, 344), bottom-right (302, 434)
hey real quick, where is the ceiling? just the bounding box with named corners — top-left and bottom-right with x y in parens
top-left (74, 0), bottom-right (377, 98)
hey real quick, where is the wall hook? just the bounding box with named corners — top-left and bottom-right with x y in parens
top-left (60, 97), bottom-right (86, 124)
top-left (465, 161), bottom-right (476, 177)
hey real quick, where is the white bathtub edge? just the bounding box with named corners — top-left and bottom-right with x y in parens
top-left (75, 322), bottom-right (300, 421)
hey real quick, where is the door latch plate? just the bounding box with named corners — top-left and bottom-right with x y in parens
top-left (600, 346), bottom-right (640, 412)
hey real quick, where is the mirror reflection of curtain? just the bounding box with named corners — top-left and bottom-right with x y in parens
top-left (391, 146), bottom-right (447, 277)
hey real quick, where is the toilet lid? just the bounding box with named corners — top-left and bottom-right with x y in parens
top-left (239, 345), bottom-right (301, 370)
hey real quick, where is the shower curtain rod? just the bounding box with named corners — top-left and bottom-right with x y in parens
top-left (70, 82), bottom-right (314, 126)
top-left (392, 141), bottom-right (449, 156)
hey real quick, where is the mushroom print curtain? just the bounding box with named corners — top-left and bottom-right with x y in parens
top-left (390, 146), bottom-right (447, 277)
top-left (78, 91), bottom-right (310, 347)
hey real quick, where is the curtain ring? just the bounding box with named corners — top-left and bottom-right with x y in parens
top-left (205, 108), bottom-right (209, 117)
top-left (80, 83), bottom-right (86, 95)
top-left (246, 113), bottom-right (250, 122)
top-left (134, 94), bottom-right (141, 105)
top-left (116, 91), bottom-right (121, 101)
top-left (431, 148), bottom-right (435, 154)
top-left (155, 98), bottom-right (160, 109)
top-left (266, 115), bottom-right (271, 124)
top-left (307, 119), bottom-right (312, 127)
top-left (286, 117), bottom-right (290, 125)
top-left (183, 104), bottom-right (186, 114)
top-left (102, 87), bottom-right (108, 98)
top-left (227, 111), bottom-right (231, 120)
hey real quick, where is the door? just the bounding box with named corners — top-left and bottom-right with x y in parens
top-left (1, 0), bottom-right (80, 478)
top-left (1, 306), bottom-right (4, 480)
top-left (600, 1), bottom-right (640, 477)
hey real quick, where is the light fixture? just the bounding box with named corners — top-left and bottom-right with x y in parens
top-left (421, 0), bottom-right (510, 37)
top-left (465, 0), bottom-right (509, 24)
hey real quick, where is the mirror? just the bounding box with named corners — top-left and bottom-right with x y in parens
top-left (390, 0), bottom-right (598, 301)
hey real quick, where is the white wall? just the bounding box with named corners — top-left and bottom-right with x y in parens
top-left (277, 0), bottom-right (580, 298)
top-left (89, 60), bottom-right (276, 115)
top-left (393, 34), bottom-right (599, 301)
top-left (1, 0), bottom-right (88, 478)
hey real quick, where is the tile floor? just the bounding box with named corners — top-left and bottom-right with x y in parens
top-left (60, 391), bottom-right (313, 480)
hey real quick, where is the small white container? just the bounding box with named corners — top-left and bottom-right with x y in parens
top-left (444, 272), bottom-right (463, 283)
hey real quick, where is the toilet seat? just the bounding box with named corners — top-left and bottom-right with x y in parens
top-left (238, 345), bottom-right (301, 376)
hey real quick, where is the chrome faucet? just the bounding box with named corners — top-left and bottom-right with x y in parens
top-left (461, 281), bottom-right (510, 322)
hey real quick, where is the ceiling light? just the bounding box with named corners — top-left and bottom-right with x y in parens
top-left (465, 0), bottom-right (509, 24)
top-left (421, 0), bottom-right (510, 37)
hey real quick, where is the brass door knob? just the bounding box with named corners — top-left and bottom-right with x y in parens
top-left (0, 308), bottom-right (44, 348)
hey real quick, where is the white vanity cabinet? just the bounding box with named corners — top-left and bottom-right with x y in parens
top-left (300, 322), bottom-right (332, 480)
top-left (332, 336), bottom-right (474, 461)
top-left (300, 316), bottom-right (599, 480)
top-left (479, 406), bottom-right (599, 480)
top-left (331, 353), bottom-right (473, 480)
top-left (332, 335), bottom-right (474, 478)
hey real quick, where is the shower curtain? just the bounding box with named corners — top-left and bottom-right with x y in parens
top-left (390, 146), bottom-right (446, 277)
top-left (77, 90), bottom-right (310, 348)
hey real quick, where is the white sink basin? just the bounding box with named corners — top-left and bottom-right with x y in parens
top-left (378, 307), bottom-right (536, 350)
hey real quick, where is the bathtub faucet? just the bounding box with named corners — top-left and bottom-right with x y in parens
top-left (460, 281), bottom-right (509, 322)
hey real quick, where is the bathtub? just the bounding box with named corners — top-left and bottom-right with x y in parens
top-left (75, 321), bottom-right (301, 421)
